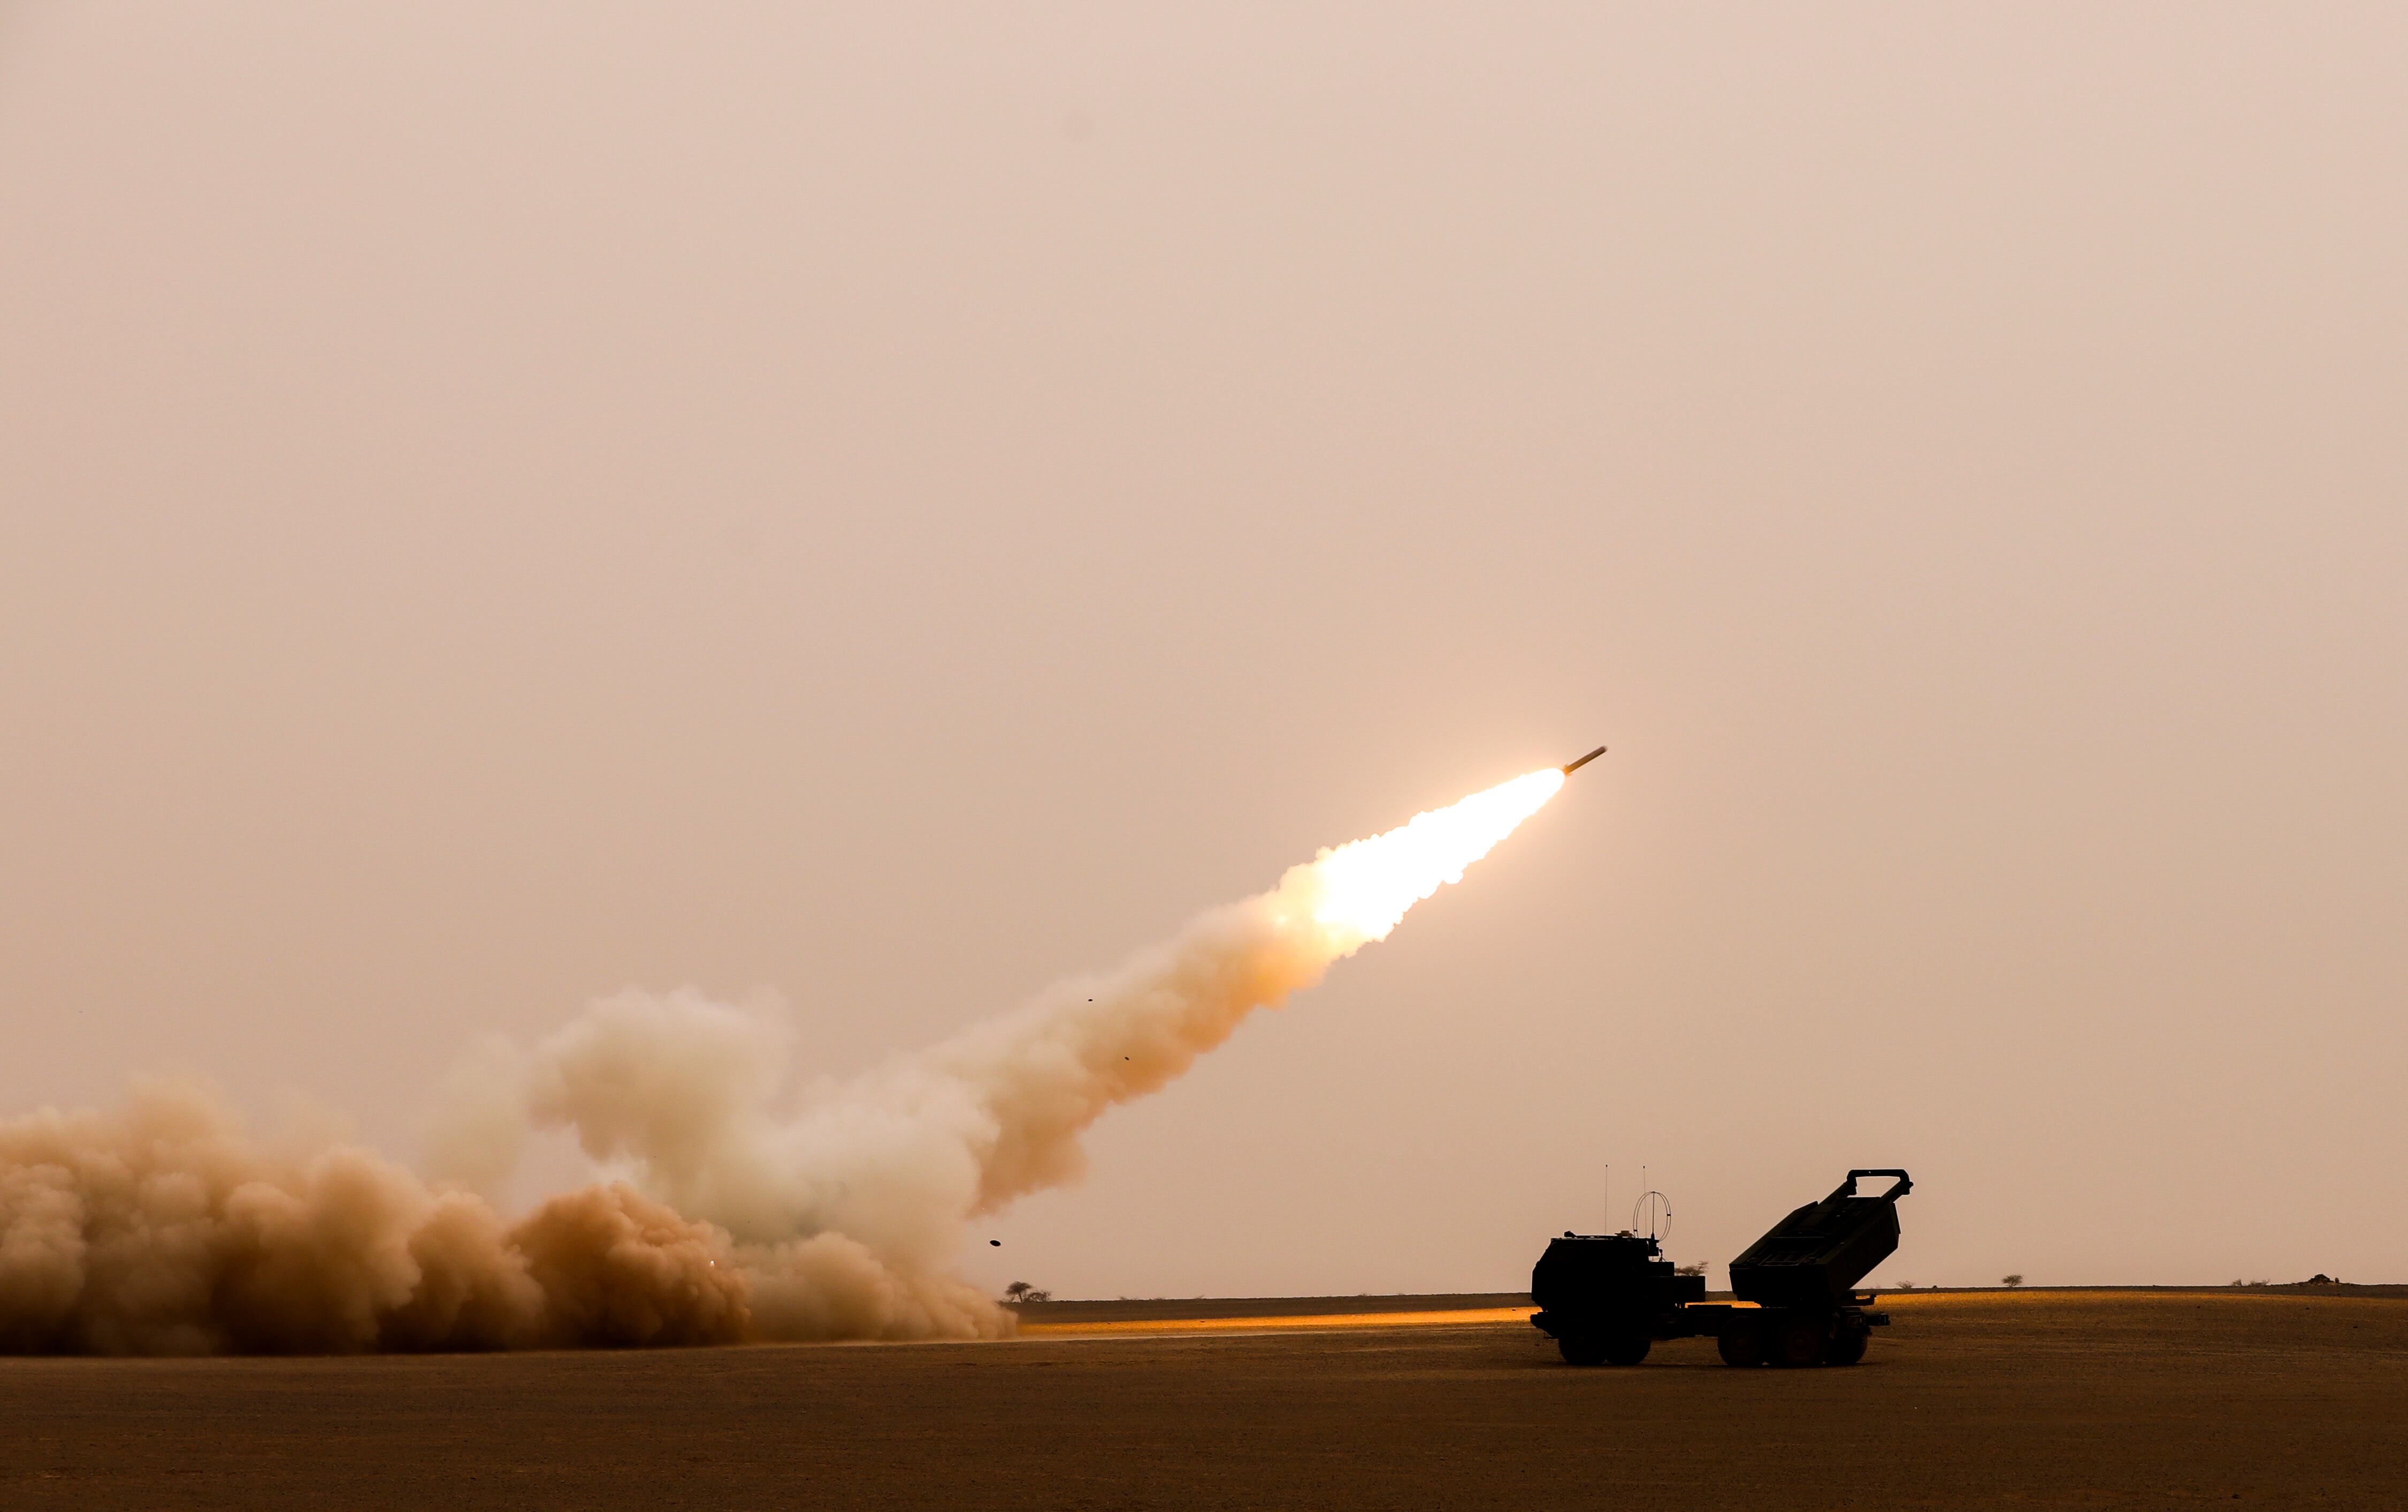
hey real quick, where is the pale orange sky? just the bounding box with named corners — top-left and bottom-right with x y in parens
top-left (2, 2), bottom-right (2403, 1295)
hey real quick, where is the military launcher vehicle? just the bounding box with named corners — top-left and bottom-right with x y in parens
top-left (1531, 1168), bottom-right (1912, 1368)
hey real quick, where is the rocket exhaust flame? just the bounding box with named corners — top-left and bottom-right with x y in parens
top-left (1303, 768), bottom-right (1565, 943)
top-left (1, 763), bottom-right (1579, 1354)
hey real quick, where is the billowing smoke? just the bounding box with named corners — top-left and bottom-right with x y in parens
top-left (0, 1080), bottom-right (750, 1354)
top-left (0, 769), bottom-right (1564, 1354)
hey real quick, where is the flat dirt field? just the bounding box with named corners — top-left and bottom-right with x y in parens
top-left (4, 1288), bottom-right (2403, 1509)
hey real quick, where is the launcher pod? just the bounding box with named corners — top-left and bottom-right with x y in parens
top-left (1530, 1169), bottom-right (1913, 1368)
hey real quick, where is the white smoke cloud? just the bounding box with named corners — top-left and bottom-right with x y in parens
top-left (2, 768), bottom-right (1563, 1353)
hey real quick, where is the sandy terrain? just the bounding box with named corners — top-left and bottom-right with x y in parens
top-left (4, 1289), bottom-right (2402, 1509)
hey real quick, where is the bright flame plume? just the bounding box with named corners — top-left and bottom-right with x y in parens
top-left (1299, 767), bottom-right (1567, 945)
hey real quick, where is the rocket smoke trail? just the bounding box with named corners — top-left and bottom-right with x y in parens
top-left (0, 766), bottom-right (1568, 1354)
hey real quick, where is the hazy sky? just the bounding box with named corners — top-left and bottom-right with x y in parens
top-left (4, 3), bottom-right (2403, 1297)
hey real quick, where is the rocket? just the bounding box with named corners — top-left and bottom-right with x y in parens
top-left (1561, 746), bottom-right (1607, 776)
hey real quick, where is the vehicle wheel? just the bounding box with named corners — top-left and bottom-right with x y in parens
top-left (1557, 1334), bottom-right (1607, 1367)
top-left (1768, 1314), bottom-right (1828, 1368)
top-left (1716, 1322), bottom-right (1765, 1367)
top-left (1823, 1325), bottom-right (1870, 1367)
top-left (1603, 1331), bottom-right (1652, 1367)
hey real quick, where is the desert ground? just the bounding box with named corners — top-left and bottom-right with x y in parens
top-left (4, 1288), bottom-right (2402, 1510)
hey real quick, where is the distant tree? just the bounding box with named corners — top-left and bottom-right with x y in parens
top-left (2001, 1274), bottom-right (2024, 1288)
top-left (1003, 1281), bottom-right (1033, 1303)
top-left (1673, 1262), bottom-right (1707, 1277)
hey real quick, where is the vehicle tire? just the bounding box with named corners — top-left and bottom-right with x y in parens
top-left (1557, 1334), bottom-right (1607, 1367)
top-left (1716, 1322), bottom-right (1765, 1367)
top-left (1602, 1331), bottom-right (1652, 1367)
top-left (1823, 1324), bottom-right (1870, 1367)
top-left (1768, 1314), bottom-right (1828, 1368)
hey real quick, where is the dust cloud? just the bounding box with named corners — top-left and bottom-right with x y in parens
top-left (0, 771), bottom-right (1562, 1353)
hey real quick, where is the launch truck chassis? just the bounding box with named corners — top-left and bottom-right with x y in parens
top-left (1531, 1169), bottom-right (1912, 1368)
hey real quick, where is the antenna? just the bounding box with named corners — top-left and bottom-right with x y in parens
top-left (1627, 1164), bottom-right (1672, 1244)
top-left (1631, 1188), bottom-right (1672, 1244)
